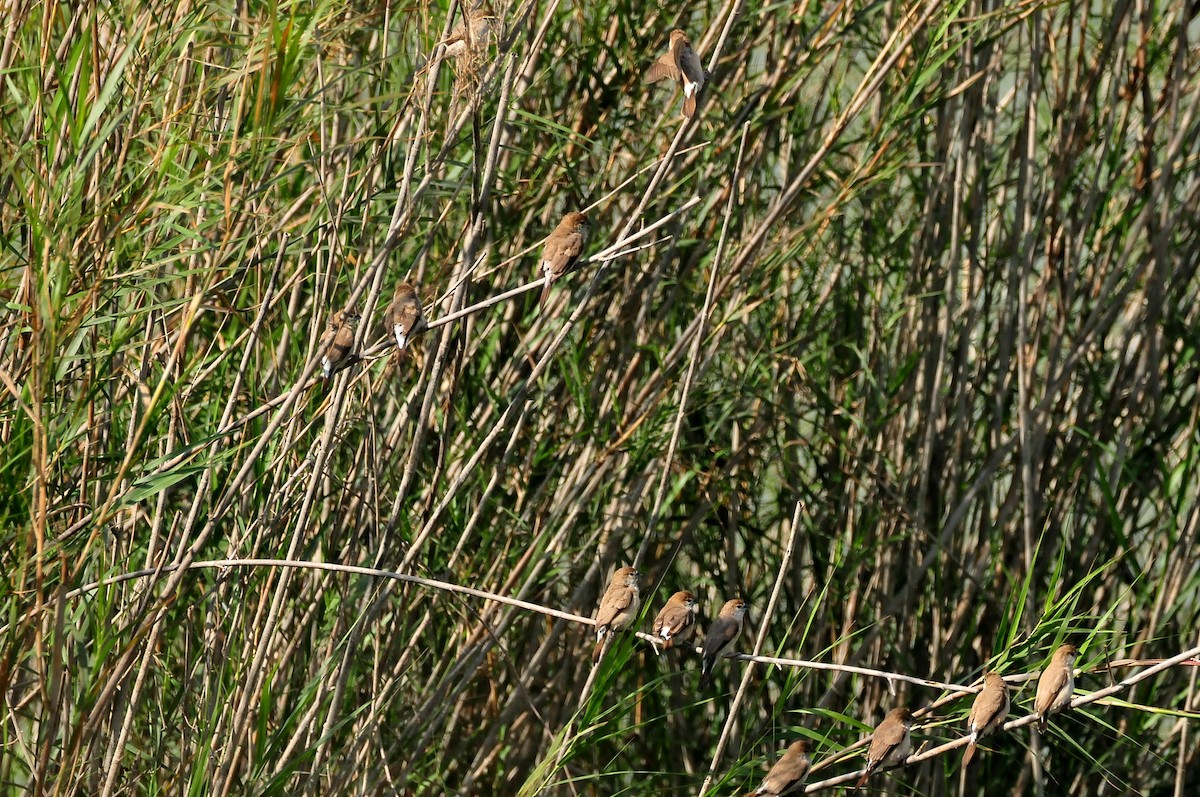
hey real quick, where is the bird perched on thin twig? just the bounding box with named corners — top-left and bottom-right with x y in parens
top-left (538, 211), bottom-right (590, 309)
top-left (645, 29), bottom-right (706, 118)
top-left (383, 281), bottom-right (425, 352)
top-left (320, 309), bottom-right (360, 379)
top-left (747, 740), bottom-right (811, 796)
top-left (856, 707), bottom-right (914, 788)
top-left (436, 6), bottom-right (497, 61)
top-left (1034, 644), bottom-right (1079, 732)
top-left (699, 598), bottom-right (747, 686)
top-left (962, 672), bottom-right (1009, 767)
top-left (650, 590), bottom-right (697, 654)
top-left (592, 566), bottom-right (640, 662)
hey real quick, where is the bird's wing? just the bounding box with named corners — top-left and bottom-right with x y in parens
top-left (596, 586), bottom-right (634, 626)
top-left (704, 616), bottom-right (738, 655)
top-left (394, 301), bottom-right (421, 335)
top-left (322, 318), bottom-right (354, 372)
top-left (975, 687), bottom-right (1008, 732)
top-left (337, 323), bottom-right (355, 347)
top-left (762, 757), bottom-right (808, 795)
top-left (452, 15), bottom-right (492, 43)
top-left (1035, 667), bottom-right (1069, 712)
top-left (965, 699), bottom-right (980, 732)
top-left (644, 53), bottom-right (680, 83)
top-left (442, 22), bottom-right (466, 46)
top-left (650, 604), bottom-right (669, 634)
top-left (867, 723), bottom-right (906, 767)
top-left (679, 46), bottom-right (705, 92)
top-left (545, 230), bottom-right (585, 276)
top-left (612, 585), bottom-right (635, 612)
top-left (320, 319), bottom-right (338, 349)
top-left (655, 605), bottom-right (689, 637)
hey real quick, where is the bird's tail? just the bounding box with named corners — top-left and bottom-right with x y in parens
top-left (699, 660), bottom-right (712, 687)
top-left (1038, 715), bottom-right (1048, 733)
top-left (683, 94), bottom-right (697, 118)
top-left (592, 632), bottom-right (608, 664)
top-left (962, 739), bottom-right (977, 768)
top-left (539, 274), bottom-right (553, 309)
top-left (855, 768), bottom-right (872, 789)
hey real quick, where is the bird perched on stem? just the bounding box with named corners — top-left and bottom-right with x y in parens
top-left (1034, 644), bottom-right (1079, 732)
top-left (592, 566), bottom-right (640, 662)
top-left (320, 309), bottom-right (360, 379)
top-left (699, 598), bottom-right (747, 686)
top-left (645, 29), bottom-right (706, 118)
top-left (539, 211), bottom-right (590, 308)
top-left (962, 672), bottom-right (1009, 767)
top-left (856, 707), bottom-right (914, 788)
top-left (747, 740), bottom-right (811, 796)
top-left (436, 6), bottom-right (497, 61)
top-left (383, 281), bottom-right (425, 352)
top-left (650, 590), bottom-right (697, 654)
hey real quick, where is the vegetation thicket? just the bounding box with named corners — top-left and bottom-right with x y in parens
top-left (2, 1), bottom-right (1199, 795)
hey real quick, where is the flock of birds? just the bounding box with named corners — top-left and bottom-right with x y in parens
top-left (309, 7), bottom-right (1088, 792)
top-left (593, 566), bottom-right (1083, 794)
top-left (316, 9), bottom-right (707, 380)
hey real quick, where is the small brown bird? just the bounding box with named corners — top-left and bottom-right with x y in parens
top-left (650, 590), bottom-right (698, 653)
top-left (320, 309), bottom-right (360, 379)
top-left (962, 672), bottom-right (1010, 767)
top-left (748, 740), bottom-right (811, 796)
top-left (438, 7), bottom-right (497, 60)
top-left (1034, 644), bottom-right (1079, 732)
top-left (383, 281), bottom-right (425, 351)
top-left (645, 29), bottom-right (706, 118)
top-left (539, 211), bottom-right (590, 308)
top-left (856, 707), bottom-right (914, 788)
top-left (592, 566), bottom-right (641, 662)
top-left (699, 598), bottom-right (748, 686)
